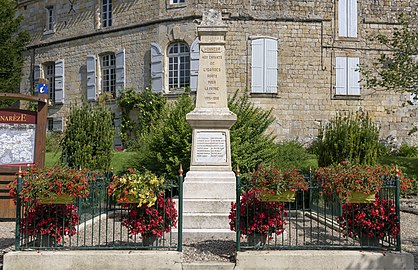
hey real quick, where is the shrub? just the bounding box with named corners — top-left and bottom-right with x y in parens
top-left (315, 112), bottom-right (380, 167)
top-left (45, 132), bottom-right (62, 153)
top-left (396, 144), bottom-right (418, 157)
top-left (60, 104), bottom-right (114, 171)
top-left (274, 141), bottom-right (310, 171)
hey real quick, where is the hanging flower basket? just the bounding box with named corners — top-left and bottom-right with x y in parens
top-left (38, 194), bottom-right (75, 205)
top-left (260, 190), bottom-right (296, 203)
top-left (345, 192), bottom-right (375, 204)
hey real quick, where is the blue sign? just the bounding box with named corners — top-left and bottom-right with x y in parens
top-left (38, 83), bottom-right (49, 94)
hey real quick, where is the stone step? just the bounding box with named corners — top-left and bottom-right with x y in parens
top-left (170, 228), bottom-right (236, 242)
top-left (183, 213), bottom-right (231, 230)
top-left (183, 199), bottom-right (233, 213)
top-left (183, 182), bottom-right (235, 199)
top-left (182, 262), bottom-right (235, 270)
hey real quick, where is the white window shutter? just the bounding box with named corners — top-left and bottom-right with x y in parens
top-left (348, 57), bottom-right (360, 95)
top-left (348, 0), bottom-right (357, 37)
top-left (54, 59), bottom-right (65, 104)
top-left (251, 39), bottom-right (264, 93)
top-left (34, 64), bottom-right (42, 82)
top-left (86, 55), bottom-right (97, 102)
top-left (190, 38), bottom-right (200, 92)
top-left (335, 57), bottom-right (347, 95)
top-left (264, 39), bottom-right (278, 93)
top-left (53, 117), bottom-right (63, 132)
top-left (338, 0), bottom-right (348, 37)
top-left (115, 49), bottom-right (125, 98)
top-left (150, 43), bottom-right (163, 93)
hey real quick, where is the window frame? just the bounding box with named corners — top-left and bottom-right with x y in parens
top-left (101, 0), bottom-right (113, 28)
top-left (171, 0), bottom-right (185, 3)
top-left (337, 0), bottom-right (358, 38)
top-left (250, 37), bottom-right (278, 94)
top-left (100, 53), bottom-right (116, 99)
top-left (44, 62), bottom-right (56, 103)
top-left (44, 6), bottom-right (55, 34)
top-left (334, 56), bottom-right (361, 97)
top-left (167, 42), bottom-right (191, 91)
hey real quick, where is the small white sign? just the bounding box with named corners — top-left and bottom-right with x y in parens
top-left (195, 131), bottom-right (227, 163)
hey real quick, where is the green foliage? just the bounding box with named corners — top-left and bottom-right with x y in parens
top-left (46, 132), bottom-right (63, 153)
top-left (133, 93), bottom-right (193, 180)
top-left (0, 0), bottom-right (30, 108)
top-left (274, 141), bottom-right (311, 172)
top-left (117, 88), bottom-right (166, 148)
top-left (360, 14), bottom-right (417, 93)
top-left (60, 104), bottom-right (114, 171)
top-left (315, 112), bottom-right (380, 167)
top-left (396, 144), bottom-right (418, 158)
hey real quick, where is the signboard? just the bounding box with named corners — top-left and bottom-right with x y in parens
top-left (194, 131), bottom-right (227, 163)
top-left (0, 109), bottom-right (37, 166)
top-left (38, 83), bottom-right (49, 94)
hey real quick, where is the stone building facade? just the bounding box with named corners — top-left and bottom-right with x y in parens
top-left (16, 0), bottom-right (418, 147)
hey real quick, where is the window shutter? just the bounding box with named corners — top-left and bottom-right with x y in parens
top-left (335, 57), bottom-right (347, 95)
top-left (87, 55), bottom-right (97, 102)
top-left (348, 57), bottom-right (360, 95)
top-left (348, 0), bottom-right (357, 37)
top-left (251, 39), bottom-right (264, 93)
top-left (338, 0), bottom-right (348, 37)
top-left (150, 43), bottom-right (163, 93)
top-left (115, 49), bottom-right (125, 98)
top-left (53, 117), bottom-right (63, 132)
top-left (54, 59), bottom-right (65, 104)
top-left (264, 39), bottom-right (278, 93)
top-left (190, 38), bottom-right (200, 92)
top-left (34, 64), bottom-right (42, 83)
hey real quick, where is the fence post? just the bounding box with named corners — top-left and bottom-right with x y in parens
top-left (236, 166), bottom-right (241, 252)
top-left (395, 167), bottom-right (401, 251)
top-left (177, 164), bottom-right (183, 252)
top-left (15, 167), bottom-right (22, 251)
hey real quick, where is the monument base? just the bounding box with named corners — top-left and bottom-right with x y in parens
top-left (182, 170), bottom-right (236, 241)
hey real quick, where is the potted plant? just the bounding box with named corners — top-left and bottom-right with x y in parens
top-left (229, 188), bottom-right (287, 246)
top-left (250, 164), bottom-right (308, 202)
top-left (121, 193), bottom-right (178, 245)
top-left (314, 162), bottom-right (385, 203)
top-left (9, 165), bottom-right (91, 246)
top-left (108, 168), bottom-right (165, 206)
top-left (337, 194), bottom-right (400, 246)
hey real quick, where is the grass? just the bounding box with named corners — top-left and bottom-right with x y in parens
top-left (45, 151), bottom-right (136, 174)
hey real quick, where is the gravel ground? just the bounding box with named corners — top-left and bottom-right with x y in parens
top-left (1, 207), bottom-right (417, 269)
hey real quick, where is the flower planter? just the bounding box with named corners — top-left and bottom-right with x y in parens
top-left (247, 233), bottom-right (267, 246)
top-left (358, 234), bottom-right (380, 246)
top-left (142, 235), bottom-right (159, 247)
top-left (38, 194), bottom-right (75, 204)
top-left (35, 233), bottom-right (57, 248)
top-left (345, 192), bottom-right (375, 204)
top-left (260, 190), bottom-right (296, 202)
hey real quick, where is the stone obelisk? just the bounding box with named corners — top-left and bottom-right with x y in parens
top-left (183, 10), bottom-right (237, 241)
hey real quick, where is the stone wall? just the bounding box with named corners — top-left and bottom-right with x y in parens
top-left (16, 0), bottom-right (418, 146)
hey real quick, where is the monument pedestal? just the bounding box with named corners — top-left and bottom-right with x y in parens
top-left (183, 9), bottom-right (237, 241)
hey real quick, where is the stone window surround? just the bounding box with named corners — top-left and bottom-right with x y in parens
top-left (43, 5), bottom-right (55, 35)
top-left (335, 0), bottom-right (359, 40)
top-left (166, 0), bottom-right (186, 10)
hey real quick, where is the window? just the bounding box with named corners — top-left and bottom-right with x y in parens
top-left (338, 0), bottom-right (357, 38)
top-left (335, 56), bottom-right (360, 96)
top-left (171, 0), bottom-right (185, 3)
top-left (101, 53), bottom-right (116, 98)
top-left (45, 6), bottom-right (55, 32)
top-left (251, 38), bottom-right (278, 93)
top-left (44, 63), bottom-right (55, 102)
top-left (102, 0), bottom-right (112, 28)
top-left (167, 43), bottom-right (190, 90)
top-left (47, 118), bottom-right (54, 131)
top-left (46, 117), bottom-right (63, 132)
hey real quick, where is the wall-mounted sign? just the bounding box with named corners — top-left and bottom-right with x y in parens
top-left (0, 109), bottom-right (37, 166)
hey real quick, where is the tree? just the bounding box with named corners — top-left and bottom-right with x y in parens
top-left (360, 15), bottom-right (417, 94)
top-left (0, 0), bottom-right (30, 107)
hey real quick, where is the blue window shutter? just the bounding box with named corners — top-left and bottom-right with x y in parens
top-left (53, 117), bottom-right (63, 132)
top-left (34, 64), bottom-right (42, 83)
top-left (338, 0), bottom-right (348, 37)
top-left (150, 43), bottom-right (163, 93)
top-left (264, 39), bottom-right (278, 93)
top-left (335, 57), bottom-right (347, 95)
top-left (348, 57), bottom-right (360, 95)
top-left (115, 49), bottom-right (125, 98)
top-left (87, 55), bottom-right (97, 102)
top-left (348, 0), bottom-right (358, 37)
top-left (54, 59), bottom-right (65, 104)
top-left (251, 39), bottom-right (264, 93)
top-left (190, 38), bottom-right (200, 92)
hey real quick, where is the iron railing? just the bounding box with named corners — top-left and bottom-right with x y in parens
top-left (15, 173), bottom-right (183, 251)
top-left (235, 172), bottom-right (401, 251)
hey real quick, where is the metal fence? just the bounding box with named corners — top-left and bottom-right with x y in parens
top-left (15, 173), bottom-right (183, 251)
top-left (235, 173), bottom-right (401, 251)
